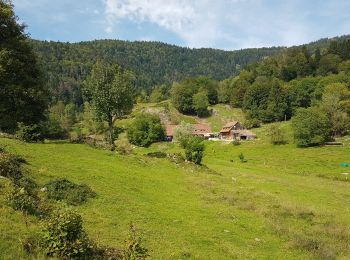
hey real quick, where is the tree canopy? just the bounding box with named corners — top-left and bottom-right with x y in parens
top-left (83, 61), bottom-right (135, 145)
top-left (0, 0), bottom-right (48, 132)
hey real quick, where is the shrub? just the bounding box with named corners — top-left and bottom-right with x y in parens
top-left (146, 151), bottom-right (167, 158)
top-left (22, 234), bottom-right (43, 256)
top-left (16, 122), bottom-right (44, 142)
top-left (69, 125), bottom-right (84, 143)
top-left (123, 223), bottom-right (149, 260)
top-left (45, 179), bottom-right (96, 206)
top-left (6, 187), bottom-right (40, 215)
top-left (183, 136), bottom-right (205, 165)
top-left (268, 124), bottom-right (287, 145)
top-left (244, 118), bottom-right (262, 129)
top-left (0, 151), bottom-right (24, 183)
top-left (238, 153), bottom-right (247, 163)
top-left (128, 114), bottom-right (165, 147)
top-left (115, 139), bottom-right (133, 155)
top-left (167, 153), bottom-right (185, 164)
top-left (42, 208), bottom-right (93, 258)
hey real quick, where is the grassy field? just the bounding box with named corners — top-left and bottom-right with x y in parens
top-left (1, 118), bottom-right (350, 259)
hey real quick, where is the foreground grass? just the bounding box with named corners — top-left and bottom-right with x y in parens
top-left (1, 131), bottom-right (349, 259)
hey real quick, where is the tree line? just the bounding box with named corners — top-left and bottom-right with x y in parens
top-left (31, 40), bottom-right (282, 105)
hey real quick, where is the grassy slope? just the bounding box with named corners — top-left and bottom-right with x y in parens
top-left (1, 108), bottom-right (350, 259)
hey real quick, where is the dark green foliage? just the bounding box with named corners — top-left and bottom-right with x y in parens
top-left (193, 90), bottom-right (210, 117)
top-left (268, 124), bottom-right (287, 145)
top-left (128, 114), bottom-right (165, 147)
top-left (244, 118), bottom-right (261, 129)
top-left (0, 1), bottom-right (48, 132)
top-left (45, 179), bottom-right (96, 206)
top-left (30, 38), bottom-right (282, 104)
top-left (328, 39), bottom-right (350, 60)
top-left (42, 101), bottom-right (79, 139)
top-left (146, 152), bottom-right (167, 158)
top-left (220, 38), bottom-right (350, 125)
top-left (0, 151), bottom-right (23, 182)
top-left (292, 107), bottom-right (331, 147)
top-left (149, 84), bottom-right (170, 103)
top-left (171, 81), bottom-right (197, 114)
top-left (243, 76), bottom-right (271, 120)
top-left (317, 54), bottom-right (341, 75)
top-left (6, 187), bottom-right (40, 216)
top-left (171, 77), bottom-right (217, 115)
top-left (182, 137), bottom-right (205, 165)
top-left (42, 208), bottom-right (93, 258)
top-left (123, 223), bottom-right (149, 260)
top-left (16, 123), bottom-right (44, 142)
top-left (238, 153), bottom-right (247, 163)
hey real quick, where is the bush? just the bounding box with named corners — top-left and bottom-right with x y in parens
top-left (238, 153), bottom-right (247, 163)
top-left (146, 151), bottom-right (167, 158)
top-left (45, 179), bottom-right (96, 206)
top-left (0, 151), bottom-right (24, 183)
top-left (183, 137), bottom-right (205, 165)
top-left (16, 122), bottom-right (44, 142)
top-left (268, 124), bottom-right (287, 145)
top-left (115, 139), bottom-right (133, 155)
top-left (244, 118), bottom-right (262, 129)
top-left (128, 114), bottom-right (165, 147)
top-left (6, 187), bottom-right (40, 215)
top-left (42, 208), bottom-right (93, 258)
top-left (167, 153), bottom-right (185, 164)
top-left (123, 223), bottom-right (149, 260)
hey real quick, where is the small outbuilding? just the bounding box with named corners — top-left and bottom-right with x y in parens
top-left (219, 121), bottom-right (256, 140)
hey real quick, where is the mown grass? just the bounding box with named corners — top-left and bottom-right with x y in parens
top-left (1, 119), bottom-right (350, 259)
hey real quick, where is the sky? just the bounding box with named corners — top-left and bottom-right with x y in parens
top-left (12, 0), bottom-right (350, 50)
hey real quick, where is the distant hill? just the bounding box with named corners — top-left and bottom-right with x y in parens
top-left (30, 35), bottom-right (350, 104)
top-left (302, 34), bottom-right (350, 52)
top-left (30, 39), bottom-right (282, 104)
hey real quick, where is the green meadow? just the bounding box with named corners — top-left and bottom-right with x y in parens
top-left (1, 118), bottom-right (350, 259)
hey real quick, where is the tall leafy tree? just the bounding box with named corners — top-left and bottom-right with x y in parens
top-left (193, 89), bottom-right (209, 117)
top-left (292, 107), bottom-right (331, 147)
top-left (0, 0), bottom-right (48, 131)
top-left (321, 83), bottom-right (350, 137)
top-left (83, 61), bottom-right (135, 145)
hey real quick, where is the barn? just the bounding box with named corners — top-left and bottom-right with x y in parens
top-left (219, 121), bottom-right (256, 140)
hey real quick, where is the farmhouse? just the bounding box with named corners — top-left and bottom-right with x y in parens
top-left (165, 124), bottom-right (212, 141)
top-left (219, 121), bottom-right (256, 140)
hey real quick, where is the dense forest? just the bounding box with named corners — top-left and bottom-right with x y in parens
top-left (31, 35), bottom-right (350, 106)
top-left (31, 39), bottom-right (282, 104)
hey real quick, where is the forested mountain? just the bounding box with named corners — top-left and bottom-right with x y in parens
top-left (301, 34), bottom-right (350, 53)
top-left (30, 35), bottom-right (350, 105)
top-left (30, 39), bottom-right (282, 104)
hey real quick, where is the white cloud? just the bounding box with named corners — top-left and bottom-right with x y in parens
top-left (104, 0), bottom-right (345, 49)
top-left (104, 0), bottom-right (227, 47)
top-left (14, 0), bottom-right (349, 49)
